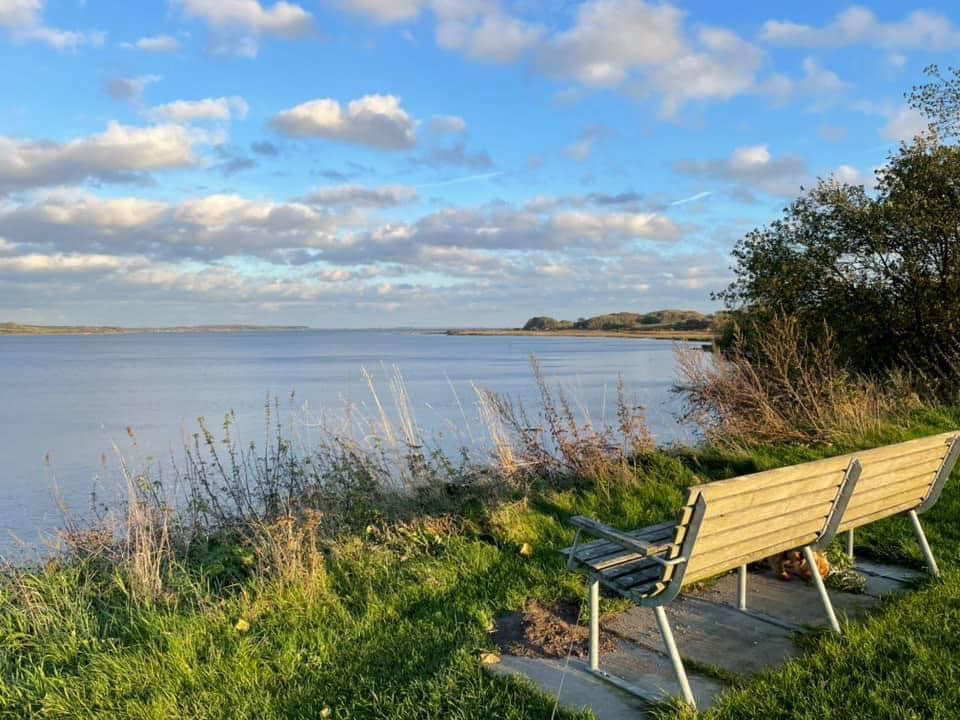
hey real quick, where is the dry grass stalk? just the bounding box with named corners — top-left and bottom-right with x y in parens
top-left (255, 511), bottom-right (328, 596)
top-left (475, 356), bottom-right (653, 485)
top-left (676, 314), bottom-right (920, 446)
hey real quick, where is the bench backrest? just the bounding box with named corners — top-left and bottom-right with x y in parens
top-left (668, 431), bottom-right (960, 587)
top-left (835, 431), bottom-right (959, 533)
top-left (673, 454), bottom-right (857, 585)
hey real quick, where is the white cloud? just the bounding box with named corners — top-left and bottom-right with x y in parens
top-left (538, 0), bottom-right (685, 87)
top-left (761, 6), bottom-right (960, 49)
top-left (175, 0), bottom-right (314, 37)
top-left (174, 194), bottom-right (277, 228)
top-left (798, 57), bottom-right (849, 97)
top-left (0, 122), bottom-right (202, 192)
top-left (428, 115), bottom-right (467, 134)
top-left (535, 1), bottom-right (768, 115)
top-left (302, 185), bottom-right (418, 208)
top-left (0, 0), bottom-right (104, 49)
top-left (436, 8), bottom-right (542, 63)
top-left (131, 34), bottom-right (181, 53)
top-left (269, 95), bottom-right (417, 149)
top-left (147, 96), bottom-right (250, 123)
top-left (880, 106), bottom-right (929, 142)
top-left (331, 0), bottom-right (428, 24)
top-left (0, 252), bottom-right (140, 273)
top-left (0, 0), bottom-right (38, 29)
top-left (674, 144), bottom-right (809, 198)
top-left (333, 0), bottom-right (541, 62)
top-left (642, 27), bottom-right (764, 117)
top-left (758, 57), bottom-right (849, 109)
top-left (14, 189), bottom-right (167, 228)
top-left (0, 186), bottom-right (726, 321)
top-left (831, 165), bottom-right (861, 185)
top-left (104, 74), bottom-right (162, 101)
top-left (21, 25), bottom-right (105, 49)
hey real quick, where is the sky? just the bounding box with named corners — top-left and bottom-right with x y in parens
top-left (0, 1), bottom-right (955, 328)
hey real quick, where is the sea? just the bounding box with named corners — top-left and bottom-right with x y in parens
top-left (0, 330), bottom-right (699, 550)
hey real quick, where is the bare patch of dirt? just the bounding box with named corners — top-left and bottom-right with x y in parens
top-left (491, 600), bottom-right (617, 659)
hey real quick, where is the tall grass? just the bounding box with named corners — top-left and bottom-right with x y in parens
top-left (4, 348), bottom-right (960, 718)
top-left (42, 358), bottom-right (654, 606)
top-left (476, 357), bottom-right (653, 487)
top-left (676, 314), bottom-right (920, 447)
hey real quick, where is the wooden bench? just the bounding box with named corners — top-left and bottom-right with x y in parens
top-left (562, 431), bottom-right (959, 708)
top-left (835, 431), bottom-right (960, 576)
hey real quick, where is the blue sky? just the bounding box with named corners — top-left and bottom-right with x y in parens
top-left (0, 0), bottom-right (955, 327)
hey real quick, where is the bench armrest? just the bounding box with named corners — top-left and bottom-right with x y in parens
top-left (569, 515), bottom-right (673, 558)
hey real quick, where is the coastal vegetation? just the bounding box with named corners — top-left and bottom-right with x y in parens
top-left (4, 68), bottom-right (960, 720)
top-left (447, 310), bottom-right (717, 341)
top-left (522, 310), bottom-right (714, 333)
top-left (1, 375), bottom-right (958, 719)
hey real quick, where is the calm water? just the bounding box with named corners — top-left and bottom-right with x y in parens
top-left (0, 330), bottom-right (695, 548)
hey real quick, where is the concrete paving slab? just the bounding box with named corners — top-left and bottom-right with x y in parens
top-left (490, 640), bottom-right (723, 719)
top-left (495, 560), bottom-right (926, 717)
top-left (856, 559), bottom-right (926, 584)
top-left (490, 653), bottom-right (650, 720)
top-left (696, 570), bottom-right (880, 627)
top-left (599, 640), bottom-right (725, 708)
top-left (605, 597), bottom-right (799, 676)
top-left (860, 571), bottom-right (912, 597)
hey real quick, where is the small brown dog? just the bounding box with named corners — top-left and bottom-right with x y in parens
top-left (768, 550), bottom-right (830, 581)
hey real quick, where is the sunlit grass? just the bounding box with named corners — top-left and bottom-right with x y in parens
top-left (1, 394), bottom-right (959, 718)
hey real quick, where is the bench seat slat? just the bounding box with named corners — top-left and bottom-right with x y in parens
top-left (599, 554), bottom-right (661, 580)
top-left (560, 521), bottom-right (675, 559)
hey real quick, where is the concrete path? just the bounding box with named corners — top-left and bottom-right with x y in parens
top-left (493, 560), bottom-right (927, 719)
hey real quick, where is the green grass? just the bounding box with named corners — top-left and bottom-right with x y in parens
top-left (2, 406), bottom-right (960, 719)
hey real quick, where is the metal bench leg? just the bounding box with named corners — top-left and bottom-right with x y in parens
top-left (738, 564), bottom-right (747, 610)
top-left (589, 579), bottom-right (600, 671)
top-left (802, 546), bottom-right (841, 634)
top-left (908, 510), bottom-right (941, 578)
top-left (847, 529), bottom-right (854, 561)
top-left (653, 605), bottom-right (695, 709)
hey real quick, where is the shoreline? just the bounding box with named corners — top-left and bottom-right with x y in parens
top-left (445, 328), bottom-right (716, 341)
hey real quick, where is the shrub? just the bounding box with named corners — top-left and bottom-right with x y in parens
top-left (675, 314), bottom-right (920, 446)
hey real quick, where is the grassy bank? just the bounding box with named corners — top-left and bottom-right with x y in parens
top-left (2, 402), bottom-right (960, 719)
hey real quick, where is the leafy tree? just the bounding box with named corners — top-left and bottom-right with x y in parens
top-left (720, 68), bottom-right (960, 386)
top-left (908, 65), bottom-right (960, 139)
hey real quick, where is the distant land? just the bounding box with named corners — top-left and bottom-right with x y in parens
top-left (447, 310), bottom-right (719, 341)
top-left (0, 322), bottom-right (310, 336)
